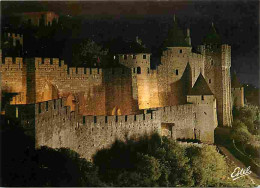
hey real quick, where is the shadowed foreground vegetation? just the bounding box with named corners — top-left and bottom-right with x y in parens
top-left (1, 123), bottom-right (253, 187)
top-left (232, 104), bottom-right (260, 163)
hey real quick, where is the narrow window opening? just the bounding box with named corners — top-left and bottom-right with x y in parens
top-left (105, 116), bottom-right (108, 123)
top-left (137, 67), bottom-right (141, 74)
top-left (179, 49), bottom-right (182, 53)
top-left (46, 102), bottom-right (48, 111)
top-left (209, 79), bottom-right (211, 84)
top-left (83, 116), bottom-right (86, 124)
top-left (176, 69), bottom-right (179, 75)
top-left (39, 103), bottom-right (41, 113)
top-left (124, 55), bottom-right (127, 60)
top-left (133, 55), bottom-right (136, 59)
top-left (201, 95), bottom-right (204, 100)
top-left (143, 54), bottom-right (146, 59)
top-left (94, 116), bottom-right (97, 123)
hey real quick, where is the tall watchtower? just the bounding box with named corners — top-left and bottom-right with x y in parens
top-left (159, 15), bottom-right (200, 106)
top-left (198, 23), bottom-right (232, 126)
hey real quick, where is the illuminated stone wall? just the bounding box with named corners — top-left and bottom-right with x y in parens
top-left (5, 97), bottom-right (216, 160)
top-left (33, 99), bottom-right (161, 160)
top-left (1, 42), bottom-right (233, 127)
top-left (158, 47), bottom-right (205, 106)
top-left (0, 57), bottom-right (27, 104)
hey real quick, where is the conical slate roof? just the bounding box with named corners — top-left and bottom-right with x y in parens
top-left (164, 16), bottom-right (191, 47)
top-left (231, 72), bottom-right (242, 88)
top-left (203, 23), bottom-right (221, 45)
top-left (116, 36), bottom-right (150, 54)
top-left (188, 73), bottom-right (213, 95)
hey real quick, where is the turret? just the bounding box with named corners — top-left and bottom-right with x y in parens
top-left (117, 36), bottom-right (151, 73)
top-left (231, 72), bottom-right (244, 108)
top-left (163, 15), bottom-right (192, 54)
top-left (202, 23), bottom-right (232, 126)
top-left (187, 73), bottom-right (215, 104)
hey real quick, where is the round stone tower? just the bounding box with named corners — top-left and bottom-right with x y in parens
top-left (117, 36), bottom-right (151, 74)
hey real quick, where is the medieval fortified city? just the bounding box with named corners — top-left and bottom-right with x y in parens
top-left (0, 1), bottom-right (259, 187)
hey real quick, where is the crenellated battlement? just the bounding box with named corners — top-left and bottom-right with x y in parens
top-left (0, 57), bottom-right (25, 70)
top-left (0, 56), bottom-right (161, 79)
top-left (35, 98), bottom-right (67, 114)
top-left (221, 44), bottom-right (231, 51)
top-left (160, 104), bottom-right (194, 114)
top-left (8, 97), bottom-right (160, 131)
top-left (82, 111), bottom-right (158, 126)
top-left (32, 57), bottom-right (65, 68)
top-left (68, 67), bottom-right (103, 75)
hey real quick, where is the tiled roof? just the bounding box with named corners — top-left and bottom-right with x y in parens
top-left (164, 17), bottom-right (191, 47)
top-left (188, 73), bottom-right (213, 95)
top-left (203, 23), bottom-right (221, 45)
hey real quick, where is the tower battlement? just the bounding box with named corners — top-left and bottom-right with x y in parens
top-left (0, 57), bottom-right (24, 68)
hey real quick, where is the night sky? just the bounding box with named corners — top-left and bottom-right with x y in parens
top-left (1, 0), bottom-right (259, 86)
